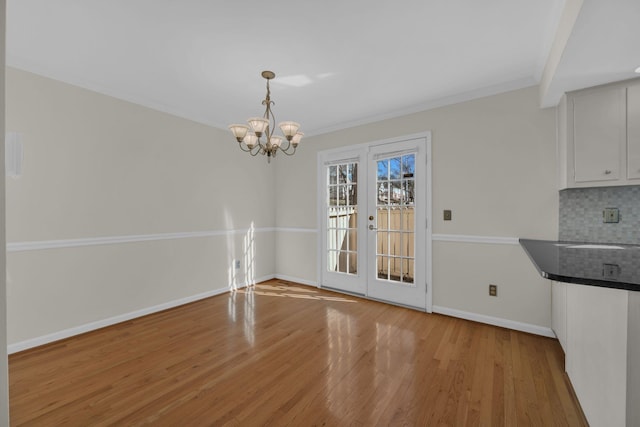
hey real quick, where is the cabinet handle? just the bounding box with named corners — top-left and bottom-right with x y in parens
top-left (604, 170), bottom-right (612, 175)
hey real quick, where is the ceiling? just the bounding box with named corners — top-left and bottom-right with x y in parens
top-left (6, 1), bottom-right (640, 136)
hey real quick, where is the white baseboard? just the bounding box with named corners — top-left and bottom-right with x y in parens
top-left (270, 277), bottom-right (553, 338)
top-left (8, 277), bottom-right (553, 354)
top-left (7, 274), bottom-right (274, 354)
top-left (432, 305), bottom-right (555, 338)
top-left (274, 274), bottom-right (318, 288)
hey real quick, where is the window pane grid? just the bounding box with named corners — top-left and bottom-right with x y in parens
top-left (326, 162), bottom-right (358, 276)
top-left (375, 154), bottom-right (415, 284)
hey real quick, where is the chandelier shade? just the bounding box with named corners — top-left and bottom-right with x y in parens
top-left (244, 133), bottom-right (258, 148)
top-left (279, 121), bottom-right (300, 140)
top-left (228, 71), bottom-right (303, 161)
top-left (228, 124), bottom-right (249, 142)
top-left (247, 117), bottom-right (269, 137)
top-left (291, 132), bottom-right (304, 146)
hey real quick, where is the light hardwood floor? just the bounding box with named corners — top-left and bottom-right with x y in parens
top-left (9, 279), bottom-right (587, 426)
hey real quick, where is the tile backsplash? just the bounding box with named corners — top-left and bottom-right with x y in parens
top-left (559, 186), bottom-right (640, 244)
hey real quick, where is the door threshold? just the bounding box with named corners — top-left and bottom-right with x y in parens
top-left (320, 285), bottom-right (426, 312)
top-left (319, 285), bottom-right (364, 298)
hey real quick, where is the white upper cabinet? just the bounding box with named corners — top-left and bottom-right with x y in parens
top-left (628, 85), bottom-right (640, 180)
top-left (572, 88), bottom-right (625, 183)
top-left (559, 78), bottom-right (640, 189)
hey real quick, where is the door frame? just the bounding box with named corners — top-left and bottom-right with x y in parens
top-left (316, 132), bottom-right (433, 312)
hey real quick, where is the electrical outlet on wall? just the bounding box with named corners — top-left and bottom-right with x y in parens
top-left (602, 263), bottom-right (620, 279)
top-left (235, 260), bottom-right (241, 269)
top-left (489, 284), bottom-right (497, 297)
top-left (603, 207), bottom-right (620, 223)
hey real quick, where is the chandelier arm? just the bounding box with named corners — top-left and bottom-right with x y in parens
top-left (238, 140), bottom-right (265, 156)
top-left (256, 142), bottom-right (267, 156)
top-left (237, 143), bottom-right (254, 153)
top-left (251, 142), bottom-right (266, 156)
top-left (277, 138), bottom-right (292, 152)
top-left (279, 144), bottom-right (297, 156)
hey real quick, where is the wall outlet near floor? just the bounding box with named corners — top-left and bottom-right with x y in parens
top-left (489, 284), bottom-right (497, 297)
top-left (443, 209), bottom-right (452, 221)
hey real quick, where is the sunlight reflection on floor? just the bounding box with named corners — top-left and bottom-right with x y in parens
top-left (255, 284), bottom-right (319, 293)
top-left (235, 282), bottom-right (357, 303)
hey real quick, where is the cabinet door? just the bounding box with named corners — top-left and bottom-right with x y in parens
top-left (566, 283), bottom-right (628, 427)
top-left (572, 88), bottom-right (626, 183)
top-left (628, 85), bottom-right (640, 180)
top-left (551, 281), bottom-right (567, 354)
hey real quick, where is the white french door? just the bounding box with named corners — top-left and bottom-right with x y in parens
top-left (319, 134), bottom-right (431, 311)
top-left (366, 139), bottom-right (427, 308)
top-left (319, 147), bottom-right (367, 295)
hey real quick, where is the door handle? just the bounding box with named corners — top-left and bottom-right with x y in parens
top-left (369, 225), bottom-right (377, 230)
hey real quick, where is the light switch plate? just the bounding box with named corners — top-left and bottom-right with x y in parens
top-left (603, 208), bottom-right (619, 223)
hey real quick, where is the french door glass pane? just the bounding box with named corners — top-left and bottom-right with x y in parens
top-left (375, 154), bottom-right (415, 285)
top-left (338, 251), bottom-right (348, 273)
top-left (377, 256), bottom-right (389, 280)
top-left (389, 158), bottom-right (401, 179)
top-left (329, 165), bottom-right (337, 184)
top-left (348, 228), bottom-right (357, 252)
top-left (326, 162), bottom-right (358, 276)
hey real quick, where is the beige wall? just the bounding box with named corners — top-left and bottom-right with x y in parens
top-left (5, 68), bottom-right (559, 348)
top-left (5, 68), bottom-right (277, 346)
top-left (276, 86), bottom-right (558, 328)
top-left (1, 0), bottom-right (9, 423)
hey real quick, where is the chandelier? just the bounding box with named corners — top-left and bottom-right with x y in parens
top-left (228, 71), bottom-right (303, 161)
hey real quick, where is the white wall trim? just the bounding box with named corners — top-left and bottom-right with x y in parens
top-left (8, 277), bottom-right (555, 353)
top-left (7, 231), bottom-right (523, 253)
top-left (274, 274), bottom-right (318, 288)
top-left (8, 274), bottom-right (275, 354)
top-left (433, 305), bottom-right (555, 338)
top-left (275, 227), bottom-right (318, 234)
top-left (432, 234), bottom-right (520, 245)
top-left (274, 231), bottom-right (521, 245)
top-left (7, 227), bottom-right (277, 252)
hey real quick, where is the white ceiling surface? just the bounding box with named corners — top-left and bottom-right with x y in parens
top-left (5, 1), bottom-right (638, 136)
top-left (541, 0), bottom-right (640, 107)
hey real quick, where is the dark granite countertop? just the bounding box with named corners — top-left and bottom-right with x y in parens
top-left (519, 238), bottom-right (640, 291)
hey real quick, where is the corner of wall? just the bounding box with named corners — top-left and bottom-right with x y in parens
top-left (0, 0), bottom-right (10, 423)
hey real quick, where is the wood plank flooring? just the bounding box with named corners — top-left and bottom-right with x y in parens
top-left (9, 279), bottom-right (587, 426)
